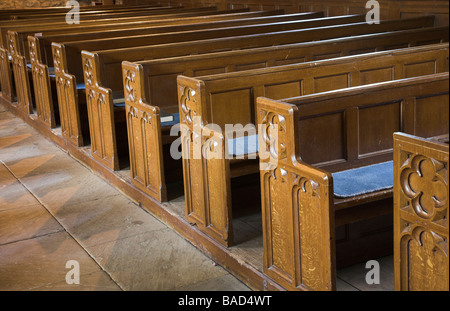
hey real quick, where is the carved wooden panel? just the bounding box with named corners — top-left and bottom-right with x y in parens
top-left (178, 79), bottom-right (207, 226)
top-left (257, 99), bottom-right (335, 291)
top-left (122, 62), bottom-right (166, 202)
top-left (82, 52), bottom-right (118, 170)
top-left (8, 32), bottom-right (32, 113)
top-left (394, 132), bottom-right (449, 291)
top-left (178, 76), bottom-right (234, 247)
top-left (52, 43), bottom-right (83, 146)
top-left (0, 47), bottom-right (14, 103)
top-left (28, 37), bottom-right (55, 128)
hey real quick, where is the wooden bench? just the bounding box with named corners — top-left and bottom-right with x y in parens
top-left (8, 5), bottom-right (190, 21)
top-left (2, 6), bottom-right (185, 98)
top-left (122, 26), bottom-right (448, 203)
top-left (1, 7), bottom-right (258, 52)
top-left (45, 17), bottom-right (370, 149)
top-left (0, 4), bottom-right (160, 20)
top-left (256, 72), bottom-right (449, 291)
top-left (176, 43), bottom-right (449, 247)
top-left (0, 8), bottom-right (246, 118)
top-left (393, 132), bottom-right (449, 291)
top-left (25, 11), bottom-right (322, 128)
top-left (69, 16), bottom-right (434, 172)
top-left (0, 6), bottom-right (225, 105)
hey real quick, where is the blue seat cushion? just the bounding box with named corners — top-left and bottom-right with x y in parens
top-left (227, 134), bottom-right (258, 156)
top-left (48, 66), bottom-right (55, 77)
top-left (161, 112), bottom-right (179, 127)
top-left (332, 161), bottom-right (393, 198)
top-left (113, 100), bottom-right (125, 107)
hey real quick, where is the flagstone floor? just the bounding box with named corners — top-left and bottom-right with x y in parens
top-left (0, 104), bottom-right (394, 291)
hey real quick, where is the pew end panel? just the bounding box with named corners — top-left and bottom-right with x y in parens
top-left (122, 61), bottom-right (167, 202)
top-left (7, 31), bottom-right (32, 114)
top-left (28, 36), bottom-right (57, 128)
top-left (0, 46), bottom-right (14, 103)
top-left (82, 50), bottom-right (122, 171)
top-left (52, 42), bottom-right (86, 147)
top-left (177, 75), bottom-right (234, 247)
top-left (257, 97), bottom-right (336, 291)
top-left (393, 132), bottom-right (449, 291)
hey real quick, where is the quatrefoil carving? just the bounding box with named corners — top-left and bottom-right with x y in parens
top-left (400, 155), bottom-right (448, 220)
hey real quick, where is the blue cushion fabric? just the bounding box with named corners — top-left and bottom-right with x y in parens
top-left (332, 161), bottom-right (393, 198)
top-left (160, 112), bottom-right (179, 128)
top-left (227, 134), bottom-right (259, 156)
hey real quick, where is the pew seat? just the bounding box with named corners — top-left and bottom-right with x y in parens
top-left (332, 161), bottom-right (393, 198)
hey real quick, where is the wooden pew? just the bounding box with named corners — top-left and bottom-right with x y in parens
top-left (2, 6), bottom-right (249, 49)
top-left (175, 43), bottom-right (449, 247)
top-left (47, 13), bottom-right (368, 144)
top-left (256, 72), bottom-right (449, 291)
top-left (23, 9), bottom-right (298, 128)
top-left (393, 132), bottom-right (449, 291)
top-left (9, 6), bottom-right (188, 21)
top-left (22, 11), bottom-right (318, 109)
top-left (1, 8), bottom-right (246, 109)
top-left (0, 6), bottom-right (225, 104)
top-left (69, 16), bottom-right (434, 173)
top-left (0, 4), bottom-right (161, 20)
top-left (122, 26), bottom-right (449, 203)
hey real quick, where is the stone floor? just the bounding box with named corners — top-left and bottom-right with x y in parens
top-left (0, 104), bottom-right (394, 291)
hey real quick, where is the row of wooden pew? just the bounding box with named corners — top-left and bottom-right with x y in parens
top-left (0, 3), bottom-right (448, 291)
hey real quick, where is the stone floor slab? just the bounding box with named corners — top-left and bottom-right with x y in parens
top-left (0, 203), bottom-right (64, 245)
top-left (0, 231), bottom-right (107, 291)
top-left (87, 228), bottom-right (230, 291)
top-left (49, 194), bottom-right (166, 248)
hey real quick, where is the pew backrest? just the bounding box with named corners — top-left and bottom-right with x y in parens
top-left (176, 43), bottom-right (449, 134)
top-left (257, 72), bottom-right (449, 173)
top-left (84, 16), bottom-right (436, 93)
top-left (129, 26), bottom-right (449, 112)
